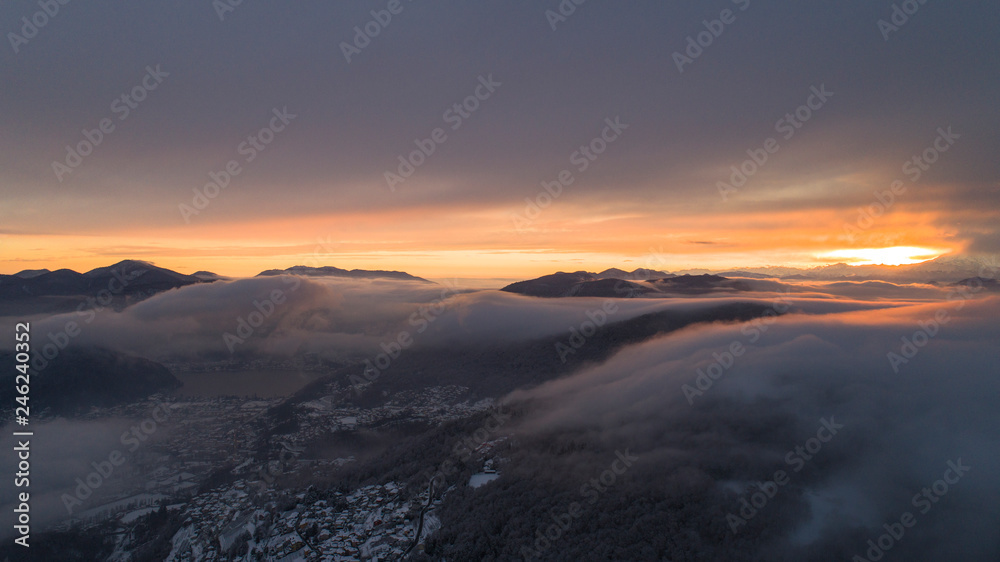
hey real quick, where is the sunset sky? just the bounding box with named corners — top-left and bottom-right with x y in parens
top-left (2, 2), bottom-right (997, 278)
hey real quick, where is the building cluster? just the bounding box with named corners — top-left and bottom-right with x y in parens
top-left (278, 384), bottom-right (493, 449)
top-left (48, 382), bottom-right (502, 560)
top-left (153, 480), bottom-right (420, 561)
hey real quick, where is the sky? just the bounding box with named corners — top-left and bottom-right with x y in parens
top-left (1, 1), bottom-right (998, 278)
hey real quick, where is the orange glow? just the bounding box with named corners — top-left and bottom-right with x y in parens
top-left (820, 247), bottom-right (948, 266)
top-left (0, 198), bottom-right (958, 278)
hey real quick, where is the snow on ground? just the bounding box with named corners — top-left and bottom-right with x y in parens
top-left (120, 507), bottom-right (157, 523)
top-left (422, 512), bottom-right (441, 541)
top-left (75, 493), bottom-right (168, 522)
top-left (165, 525), bottom-right (197, 562)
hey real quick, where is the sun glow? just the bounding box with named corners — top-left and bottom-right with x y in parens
top-left (821, 246), bottom-right (948, 266)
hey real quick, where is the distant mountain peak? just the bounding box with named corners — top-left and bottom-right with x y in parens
top-left (256, 265), bottom-right (431, 283)
top-left (13, 268), bottom-right (49, 279)
top-left (596, 267), bottom-right (672, 280)
top-left (83, 259), bottom-right (162, 278)
top-left (192, 271), bottom-right (226, 280)
top-left (501, 271), bottom-right (746, 298)
top-left (1, 260), bottom-right (206, 302)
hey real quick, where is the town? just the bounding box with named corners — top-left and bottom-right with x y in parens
top-left (40, 377), bottom-right (504, 561)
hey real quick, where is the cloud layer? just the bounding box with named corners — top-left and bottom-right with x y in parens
top-left (507, 295), bottom-right (1000, 559)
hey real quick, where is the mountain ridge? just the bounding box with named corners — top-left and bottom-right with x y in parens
top-left (256, 265), bottom-right (432, 283)
top-left (0, 260), bottom-right (206, 301)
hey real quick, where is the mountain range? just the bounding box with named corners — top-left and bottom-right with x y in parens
top-left (0, 261), bottom-right (433, 307)
top-left (673, 255), bottom-right (995, 283)
top-left (256, 265), bottom-right (430, 283)
top-left (1, 255), bottom-right (993, 307)
top-left (0, 260), bottom-right (204, 300)
top-left (0, 347), bottom-right (180, 416)
top-left (501, 271), bottom-right (750, 298)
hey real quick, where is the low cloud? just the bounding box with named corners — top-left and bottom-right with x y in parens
top-left (22, 274), bottom-right (931, 364)
top-left (506, 296), bottom-right (1000, 559)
